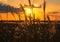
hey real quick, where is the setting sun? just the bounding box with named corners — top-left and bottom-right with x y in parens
top-left (25, 8), bottom-right (31, 14)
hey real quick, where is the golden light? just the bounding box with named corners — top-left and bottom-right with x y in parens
top-left (26, 8), bottom-right (31, 14)
top-left (0, 0), bottom-right (1, 1)
top-left (34, 3), bottom-right (39, 7)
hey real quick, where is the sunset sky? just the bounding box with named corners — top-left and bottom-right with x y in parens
top-left (0, 0), bottom-right (60, 20)
top-left (0, 0), bottom-right (60, 10)
top-left (0, 0), bottom-right (60, 11)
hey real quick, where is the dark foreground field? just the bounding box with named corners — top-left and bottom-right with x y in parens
top-left (0, 21), bottom-right (60, 42)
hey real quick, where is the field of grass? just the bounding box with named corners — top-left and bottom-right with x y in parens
top-left (0, 21), bottom-right (60, 42)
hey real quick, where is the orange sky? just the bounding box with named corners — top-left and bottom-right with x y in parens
top-left (0, 0), bottom-right (60, 21)
top-left (0, 8), bottom-right (60, 21)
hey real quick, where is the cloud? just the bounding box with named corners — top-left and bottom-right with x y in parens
top-left (0, 3), bottom-right (20, 14)
top-left (48, 11), bottom-right (59, 14)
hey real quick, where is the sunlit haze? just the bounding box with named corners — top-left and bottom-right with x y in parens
top-left (0, 0), bottom-right (60, 21)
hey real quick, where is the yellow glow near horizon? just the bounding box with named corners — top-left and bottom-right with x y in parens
top-left (25, 8), bottom-right (31, 14)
